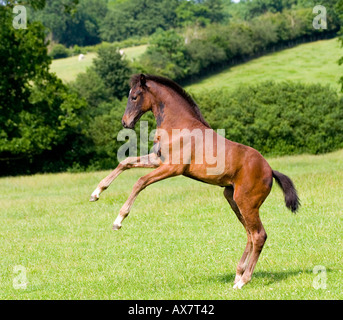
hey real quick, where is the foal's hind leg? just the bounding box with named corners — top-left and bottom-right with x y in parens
top-left (231, 186), bottom-right (269, 289)
top-left (233, 210), bottom-right (267, 289)
top-left (223, 186), bottom-right (253, 285)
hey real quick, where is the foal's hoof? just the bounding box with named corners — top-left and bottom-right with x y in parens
top-left (112, 224), bottom-right (122, 231)
top-left (89, 195), bottom-right (99, 202)
top-left (233, 279), bottom-right (246, 290)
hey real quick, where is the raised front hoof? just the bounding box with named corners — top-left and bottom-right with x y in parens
top-left (112, 224), bottom-right (122, 231)
top-left (89, 195), bottom-right (99, 202)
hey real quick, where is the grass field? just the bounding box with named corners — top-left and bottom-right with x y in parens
top-left (187, 38), bottom-right (343, 93)
top-left (50, 44), bottom-right (148, 82)
top-left (1, 150), bottom-right (342, 299)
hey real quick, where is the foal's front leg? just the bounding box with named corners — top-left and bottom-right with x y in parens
top-left (90, 154), bottom-right (160, 202)
top-left (113, 166), bottom-right (176, 230)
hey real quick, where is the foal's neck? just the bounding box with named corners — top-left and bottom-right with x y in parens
top-left (151, 88), bottom-right (201, 130)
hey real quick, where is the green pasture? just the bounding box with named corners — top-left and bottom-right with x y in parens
top-left (0, 150), bottom-right (342, 299)
top-left (187, 38), bottom-right (343, 93)
top-left (50, 44), bottom-right (148, 82)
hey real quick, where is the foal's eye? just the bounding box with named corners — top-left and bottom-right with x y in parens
top-left (131, 96), bottom-right (138, 101)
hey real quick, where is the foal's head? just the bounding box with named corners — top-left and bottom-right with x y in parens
top-left (122, 74), bottom-right (154, 129)
top-left (122, 73), bottom-right (211, 129)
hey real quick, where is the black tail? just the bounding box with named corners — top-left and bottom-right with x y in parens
top-left (272, 170), bottom-right (300, 213)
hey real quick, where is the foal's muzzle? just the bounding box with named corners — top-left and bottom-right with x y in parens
top-left (122, 119), bottom-right (129, 128)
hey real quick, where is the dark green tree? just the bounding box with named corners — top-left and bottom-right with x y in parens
top-left (0, 1), bottom-right (87, 175)
top-left (30, 0), bottom-right (107, 46)
top-left (92, 45), bottom-right (132, 100)
top-left (138, 29), bottom-right (189, 80)
top-left (176, 0), bottom-right (225, 27)
top-left (100, 0), bottom-right (181, 42)
top-left (71, 68), bottom-right (112, 112)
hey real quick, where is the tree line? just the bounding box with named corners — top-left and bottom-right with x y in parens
top-left (30, 0), bottom-right (226, 47)
top-left (29, 0), bottom-right (340, 47)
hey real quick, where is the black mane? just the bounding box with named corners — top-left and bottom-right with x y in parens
top-left (130, 74), bottom-right (211, 128)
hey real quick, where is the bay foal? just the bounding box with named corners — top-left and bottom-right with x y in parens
top-left (90, 74), bottom-right (300, 289)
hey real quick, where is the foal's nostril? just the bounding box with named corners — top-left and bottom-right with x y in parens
top-left (122, 120), bottom-right (128, 128)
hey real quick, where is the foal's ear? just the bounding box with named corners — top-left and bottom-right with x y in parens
top-left (140, 74), bottom-right (146, 87)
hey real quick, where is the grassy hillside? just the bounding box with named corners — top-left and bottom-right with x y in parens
top-left (1, 150), bottom-right (342, 299)
top-left (50, 44), bottom-right (148, 82)
top-left (50, 53), bottom-right (97, 83)
top-left (187, 38), bottom-right (343, 93)
top-left (50, 39), bottom-right (343, 90)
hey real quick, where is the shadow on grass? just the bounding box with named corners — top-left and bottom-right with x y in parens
top-left (211, 268), bottom-right (334, 286)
